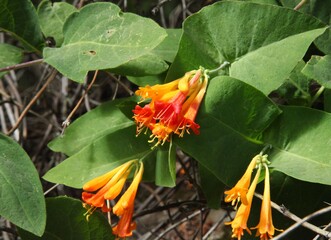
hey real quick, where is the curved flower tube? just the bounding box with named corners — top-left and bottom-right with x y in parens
top-left (226, 165), bottom-right (261, 240)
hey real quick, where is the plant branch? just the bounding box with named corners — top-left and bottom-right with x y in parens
top-left (294, 0), bottom-right (307, 11)
top-left (254, 193), bottom-right (331, 239)
top-left (0, 59), bottom-right (43, 73)
top-left (61, 70), bottom-right (99, 133)
top-left (6, 69), bottom-right (58, 136)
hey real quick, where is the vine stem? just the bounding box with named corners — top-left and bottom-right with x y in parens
top-left (207, 61), bottom-right (230, 74)
top-left (310, 86), bottom-right (325, 107)
top-left (0, 59), bottom-right (43, 73)
top-left (294, 0), bottom-right (307, 11)
top-left (6, 69), bottom-right (58, 136)
top-left (254, 192), bottom-right (331, 239)
top-left (61, 70), bottom-right (99, 133)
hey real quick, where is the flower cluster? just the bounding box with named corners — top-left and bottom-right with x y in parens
top-left (224, 153), bottom-right (280, 240)
top-left (133, 68), bottom-right (208, 147)
top-left (82, 160), bottom-right (144, 238)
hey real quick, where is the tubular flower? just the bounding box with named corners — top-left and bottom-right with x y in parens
top-left (112, 162), bottom-right (144, 237)
top-left (133, 68), bottom-right (208, 147)
top-left (224, 154), bottom-right (261, 205)
top-left (252, 164), bottom-right (280, 240)
top-left (226, 165), bottom-right (261, 240)
top-left (82, 160), bottom-right (144, 238)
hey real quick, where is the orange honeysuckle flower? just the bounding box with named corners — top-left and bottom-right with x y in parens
top-left (224, 154), bottom-right (261, 205)
top-left (112, 162), bottom-right (144, 237)
top-left (82, 160), bottom-right (136, 209)
top-left (226, 165), bottom-right (261, 240)
top-left (252, 164), bottom-right (279, 239)
top-left (133, 69), bottom-right (208, 147)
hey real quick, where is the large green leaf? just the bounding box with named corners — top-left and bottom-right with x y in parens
top-left (280, 0), bottom-right (331, 54)
top-left (0, 43), bottom-right (23, 77)
top-left (48, 99), bottom-right (135, 156)
top-left (43, 2), bottom-right (167, 82)
top-left (302, 55), bottom-right (331, 88)
top-left (37, 0), bottom-right (78, 47)
top-left (44, 126), bottom-right (153, 188)
top-left (166, 1), bottom-right (326, 94)
top-left (0, 0), bottom-right (44, 52)
top-left (174, 76), bottom-right (281, 185)
top-left (18, 196), bottom-right (114, 240)
top-left (263, 106), bottom-right (331, 185)
top-left (0, 134), bottom-right (46, 236)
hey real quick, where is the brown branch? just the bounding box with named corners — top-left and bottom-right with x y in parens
top-left (294, 0), bottom-right (307, 11)
top-left (61, 70), bottom-right (99, 133)
top-left (0, 59), bottom-right (43, 73)
top-left (254, 193), bottom-right (331, 239)
top-left (6, 69), bottom-right (58, 136)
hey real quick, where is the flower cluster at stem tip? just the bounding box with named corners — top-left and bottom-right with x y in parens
top-left (133, 67), bottom-right (209, 148)
top-left (82, 160), bottom-right (144, 238)
top-left (224, 152), bottom-right (281, 240)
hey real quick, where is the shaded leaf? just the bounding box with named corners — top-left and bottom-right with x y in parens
top-left (166, 1), bottom-right (326, 94)
top-left (0, 44), bottom-right (23, 77)
top-left (18, 196), bottom-right (114, 240)
top-left (264, 106), bottom-right (331, 185)
top-left (302, 55), bottom-right (331, 88)
top-left (152, 28), bottom-right (182, 63)
top-left (155, 142), bottom-right (176, 187)
top-left (43, 2), bottom-right (167, 82)
top-left (0, 133), bottom-right (46, 236)
top-left (37, 0), bottom-right (78, 47)
top-left (109, 53), bottom-right (168, 77)
top-left (127, 74), bottom-right (164, 86)
top-left (0, 0), bottom-right (44, 52)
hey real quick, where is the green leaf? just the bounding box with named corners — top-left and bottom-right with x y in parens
top-left (37, 0), bottom-right (78, 47)
top-left (155, 141), bottom-right (176, 187)
top-left (152, 28), bottom-right (182, 63)
top-left (263, 106), bottom-right (331, 185)
top-left (18, 196), bottom-right (114, 240)
top-left (109, 53), bottom-right (168, 77)
top-left (127, 74), bottom-right (164, 86)
top-left (0, 43), bottom-right (23, 77)
top-left (43, 2), bottom-right (167, 82)
top-left (199, 164), bottom-right (224, 209)
top-left (174, 76), bottom-right (281, 185)
top-left (302, 55), bottom-right (331, 88)
top-left (0, 0), bottom-right (44, 52)
top-left (0, 133), bottom-right (46, 236)
top-left (44, 126), bottom-right (152, 188)
top-left (280, 0), bottom-right (331, 54)
top-left (48, 99), bottom-right (135, 156)
top-left (166, 1), bottom-right (326, 94)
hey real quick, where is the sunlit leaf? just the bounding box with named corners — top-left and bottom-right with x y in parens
top-left (166, 1), bottom-right (326, 94)
top-left (264, 106), bottom-right (331, 185)
top-left (0, 133), bottom-right (46, 236)
top-left (43, 2), bottom-right (167, 82)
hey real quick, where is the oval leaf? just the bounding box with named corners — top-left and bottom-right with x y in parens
top-left (166, 1), bottom-right (326, 94)
top-left (0, 133), bottom-right (46, 236)
top-left (263, 106), bottom-right (331, 185)
top-left (302, 55), bottom-right (331, 88)
top-left (43, 2), bottom-right (167, 82)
